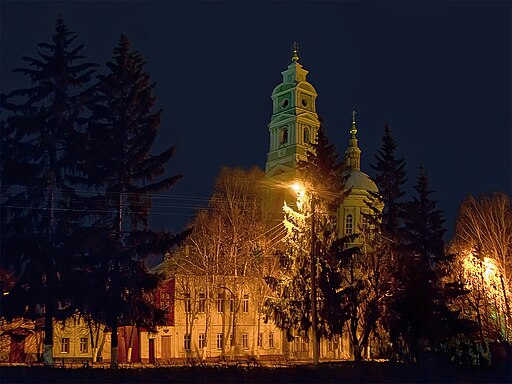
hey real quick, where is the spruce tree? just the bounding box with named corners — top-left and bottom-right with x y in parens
top-left (370, 123), bottom-right (407, 240)
top-left (265, 123), bottom-right (346, 349)
top-left (396, 167), bottom-right (464, 361)
top-left (84, 35), bottom-right (183, 368)
top-left (0, 18), bottom-right (97, 364)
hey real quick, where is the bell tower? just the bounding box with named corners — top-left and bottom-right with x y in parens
top-left (264, 43), bottom-right (321, 225)
top-left (265, 43), bottom-right (320, 180)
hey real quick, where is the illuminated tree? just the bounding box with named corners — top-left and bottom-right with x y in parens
top-left (265, 124), bottom-right (346, 347)
top-left (175, 167), bottom-right (271, 359)
top-left (450, 193), bottom-right (512, 343)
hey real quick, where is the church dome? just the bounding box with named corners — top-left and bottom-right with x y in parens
top-left (345, 170), bottom-right (378, 193)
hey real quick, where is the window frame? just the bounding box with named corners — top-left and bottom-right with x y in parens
top-left (61, 337), bottom-right (70, 354)
top-left (79, 337), bottom-right (88, 354)
top-left (184, 333), bottom-right (191, 350)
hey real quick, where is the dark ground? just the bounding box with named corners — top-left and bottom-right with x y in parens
top-left (0, 361), bottom-right (510, 384)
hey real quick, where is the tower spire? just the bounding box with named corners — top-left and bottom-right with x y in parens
top-left (290, 41), bottom-right (300, 63)
top-left (345, 110), bottom-right (361, 171)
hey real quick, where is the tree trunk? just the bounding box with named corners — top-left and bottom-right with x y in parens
top-left (110, 318), bottom-right (118, 369)
top-left (126, 325), bottom-right (136, 363)
top-left (43, 251), bottom-right (54, 366)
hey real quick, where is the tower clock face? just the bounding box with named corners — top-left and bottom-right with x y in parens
top-left (281, 99), bottom-right (289, 108)
top-left (301, 98), bottom-right (308, 107)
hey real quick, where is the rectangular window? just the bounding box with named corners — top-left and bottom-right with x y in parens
top-left (345, 214), bottom-right (353, 235)
top-left (216, 333), bottom-right (223, 350)
top-left (242, 294), bottom-right (249, 313)
top-left (242, 333), bottom-right (249, 350)
top-left (257, 333), bottom-right (262, 348)
top-left (161, 291), bottom-right (171, 310)
top-left (184, 334), bottom-right (191, 350)
top-left (198, 293), bottom-right (206, 313)
top-left (184, 293), bottom-right (192, 313)
top-left (79, 337), bottom-right (88, 353)
top-left (61, 337), bottom-right (70, 353)
top-left (199, 333), bottom-right (206, 349)
top-left (217, 294), bottom-right (224, 313)
top-left (230, 296), bottom-right (235, 312)
top-left (327, 339), bottom-right (333, 352)
top-left (268, 332), bottom-right (274, 348)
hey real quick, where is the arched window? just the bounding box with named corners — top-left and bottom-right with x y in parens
top-left (345, 214), bottom-right (353, 235)
top-left (280, 127), bottom-right (288, 145)
top-left (303, 127), bottom-right (310, 144)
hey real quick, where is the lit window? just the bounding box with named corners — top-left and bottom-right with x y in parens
top-left (184, 334), bottom-right (191, 350)
top-left (199, 333), bottom-right (206, 349)
top-left (361, 215), bottom-right (368, 231)
top-left (242, 333), bottom-right (249, 350)
top-left (243, 294), bottom-right (249, 313)
top-left (268, 333), bottom-right (274, 348)
top-left (184, 293), bottom-right (192, 313)
top-left (198, 293), bottom-right (206, 313)
top-left (257, 333), bottom-right (262, 348)
top-left (161, 291), bottom-right (171, 310)
top-left (217, 294), bottom-right (224, 313)
top-left (79, 337), bottom-right (88, 353)
top-left (346, 214), bottom-right (353, 235)
top-left (61, 338), bottom-right (70, 353)
top-left (216, 334), bottom-right (223, 350)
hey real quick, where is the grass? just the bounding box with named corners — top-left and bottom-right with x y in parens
top-left (0, 360), bottom-right (510, 383)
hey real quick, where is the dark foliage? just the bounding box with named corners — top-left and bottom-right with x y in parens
top-left (370, 123), bottom-right (407, 240)
top-left (390, 167), bottom-right (473, 362)
top-left (0, 17), bottom-right (98, 361)
top-left (80, 34), bottom-right (185, 365)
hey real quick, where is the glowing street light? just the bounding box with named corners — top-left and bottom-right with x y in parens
top-left (290, 180), bottom-right (319, 366)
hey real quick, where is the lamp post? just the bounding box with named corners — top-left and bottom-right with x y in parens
top-left (310, 194), bottom-right (319, 365)
top-left (291, 182), bottom-right (319, 365)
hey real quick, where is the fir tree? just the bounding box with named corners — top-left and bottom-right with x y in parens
top-left (0, 18), bottom-right (97, 364)
top-left (84, 35), bottom-right (183, 368)
top-left (265, 123), bottom-right (346, 348)
top-left (394, 167), bottom-right (466, 362)
top-left (370, 123), bottom-right (407, 240)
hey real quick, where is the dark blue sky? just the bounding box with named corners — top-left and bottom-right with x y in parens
top-left (2, 1), bottom-right (511, 240)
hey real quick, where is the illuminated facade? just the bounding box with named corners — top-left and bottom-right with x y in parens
top-left (264, 45), bottom-right (379, 241)
top-left (264, 44), bottom-right (321, 225)
top-left (339, 113), bottom-right (380, 244)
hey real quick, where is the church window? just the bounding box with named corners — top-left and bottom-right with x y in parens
top-left (346, 214), bottom-right (353, 235)
top-left (303, 127), bottom-right (310, 144)
top-left (280, 128), bottom-right (288, 145)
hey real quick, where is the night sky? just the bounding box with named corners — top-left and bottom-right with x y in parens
top-left (1, 1), bottom-right (511, 240)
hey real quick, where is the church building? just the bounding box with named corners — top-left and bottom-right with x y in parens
top-left (264, 44), bottom-right (379, 240)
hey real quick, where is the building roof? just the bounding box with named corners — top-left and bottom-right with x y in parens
top-left (345, 170), bottom-right (379, 193)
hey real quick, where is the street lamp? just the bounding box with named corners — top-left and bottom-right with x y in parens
top-left (290, 181), bottom-right (319, 365)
